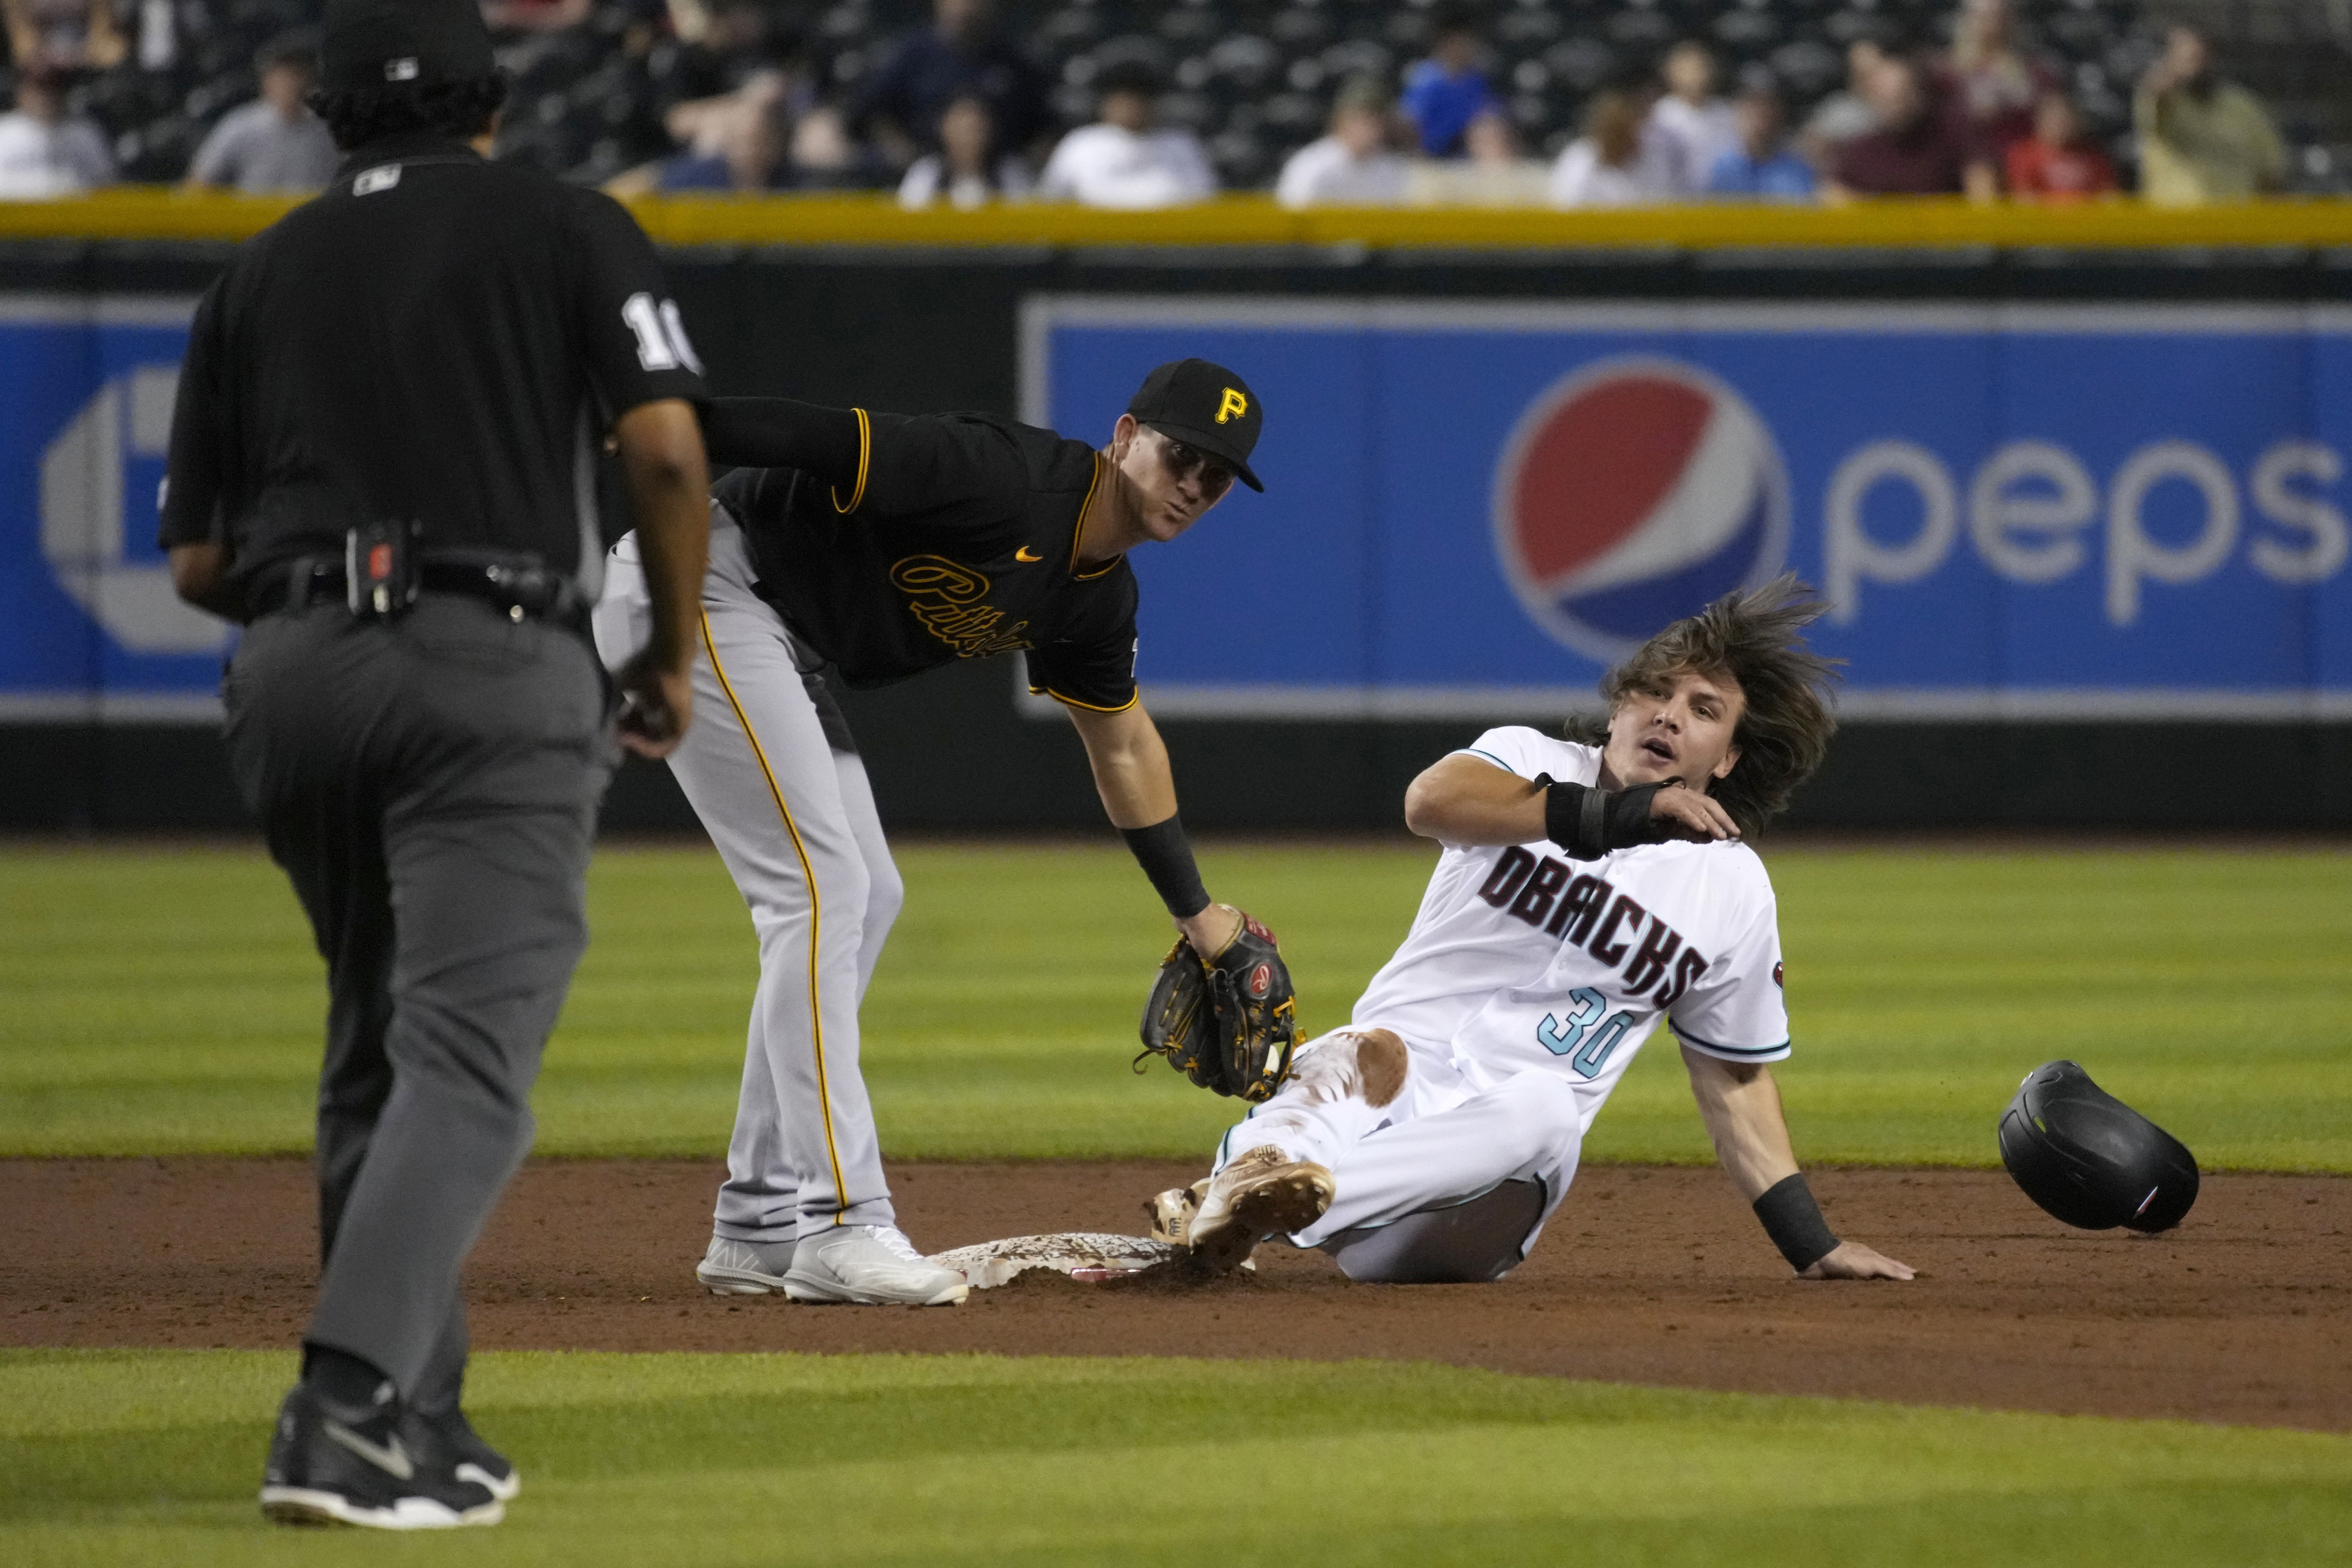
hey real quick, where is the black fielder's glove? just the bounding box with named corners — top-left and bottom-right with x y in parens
top-left (1136, 913), bottom-right (1299, 1102)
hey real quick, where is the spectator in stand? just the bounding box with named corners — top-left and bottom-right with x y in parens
top-left (1938, 0), bottom-right (2054, 176)
top-left (2005, 90), bottom-right (2116, 203)
top-left (2134, 24), bottom-right (2285, 206)
top-left (1408, 105), bottom-right (1549, 203)
top-left (481, 0), bottom-right (590, 35)
top-left (2, 0), bottom-right (123, 72)
top-left (657, 0), bottom-right (789, 121)
top-left (1399, 4), bottom-right (1498, 159)
top-left (1550, 89), bottom-right (1671, 208)
top-left (855, 0), bottom-right (1053, 172)
top-left (651, 70), bottom-right (797, 191)
top-left (1276, 76), bottom-right (1406, 208)
top-left (1647, 40), bottom-right (1740, 194)
top-left (1825, 53), bottom-right (1993, 201)
top-left (1802, 38), bottom-right (1886, 163)
top-left (1037, 62), bottom-right (1214, 209)
top-left (0, 61), bottom-right (112, 197)
top-left (898, 92), bottom-right (1032, 207)
top-left (1706, 86), bottom-right (1815, 200)
top-left (183, 36), bottom-right (339, 195)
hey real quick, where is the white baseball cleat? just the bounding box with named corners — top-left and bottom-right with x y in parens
top-left (1187, 1145), bottom-right (1335, 1274)
top-left (1145, 1179), bottom-right (1210, 1247)
top-left (695, 1234), bottom-right (798, 1296)
top-left (784, 1224), bottom-right (970, 1306)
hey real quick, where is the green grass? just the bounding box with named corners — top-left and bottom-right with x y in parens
top-left (4, 841), bottom-right (2349, 1168)
top-left (6, 1348), bottom-right (2349, 1567)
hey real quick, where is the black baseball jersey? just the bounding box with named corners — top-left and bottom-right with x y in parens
top-left (716, 408), bottom-right (1141, 709)
top-left (159, 130), bottom-right (706, 591)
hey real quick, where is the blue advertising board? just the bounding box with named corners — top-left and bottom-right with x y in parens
top-left (1022, 297), bottom-right (2352, 720)
top-left (0, 295), bottom-right (223, 721)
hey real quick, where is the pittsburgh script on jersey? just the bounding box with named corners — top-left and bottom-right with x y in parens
top-left (887, 554), bottom-right (1031, 659)
top-left (1479, 847), bottom-right (1710, 1007)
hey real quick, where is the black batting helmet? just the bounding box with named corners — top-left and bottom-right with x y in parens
top-left (1998, 1061), bottom-right (2199, 1233)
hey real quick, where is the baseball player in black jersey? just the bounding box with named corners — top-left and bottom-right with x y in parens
top-left (593, 359), bottom-right (1266, 1305)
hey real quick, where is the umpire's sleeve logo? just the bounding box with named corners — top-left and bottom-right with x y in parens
top-left (1216, 388), bottom-right (1248, 424)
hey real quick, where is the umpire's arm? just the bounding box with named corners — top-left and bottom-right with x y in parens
top-left (1064, 699), bottom-right (1243, 953)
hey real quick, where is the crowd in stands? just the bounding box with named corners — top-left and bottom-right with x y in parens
top-left (0, 0), bottom-right (2326, 209)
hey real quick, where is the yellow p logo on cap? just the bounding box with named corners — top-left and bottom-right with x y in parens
top-left (1216, 387), bottom-right (1249, 424)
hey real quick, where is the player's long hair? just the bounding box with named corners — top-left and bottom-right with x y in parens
top-left (1565, 574), bottom-right (1842, 839)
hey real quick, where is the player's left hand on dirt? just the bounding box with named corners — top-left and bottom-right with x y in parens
top-left (1136, 913), bottom-right (1299, 1101)
top-left (1798, 1240), bottom-right (1916, 1281)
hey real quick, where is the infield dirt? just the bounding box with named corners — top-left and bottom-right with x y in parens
top-left (5, 1157), bottom-right (2344, 1431)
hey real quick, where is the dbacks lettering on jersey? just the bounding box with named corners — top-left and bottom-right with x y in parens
top-left (1476, 845), bottom-right (1709, 1007)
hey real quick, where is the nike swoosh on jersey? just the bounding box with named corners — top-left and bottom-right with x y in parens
top-left (1014, 546), bottom-right (1042, 562)
top-left (323, 1420), bottom-right (416, 1480)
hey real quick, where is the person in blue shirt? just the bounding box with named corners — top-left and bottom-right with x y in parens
top-left (1400, 5), bottom-right (1498, 158)
top-left (1705, 86), bottom-right (1817, 199)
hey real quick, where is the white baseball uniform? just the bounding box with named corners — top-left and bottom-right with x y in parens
top-left (1215, 725), bottom-right (1790, 1281)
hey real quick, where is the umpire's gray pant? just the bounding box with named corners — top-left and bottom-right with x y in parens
top-left (224, 595), bottom-right (613, 1410)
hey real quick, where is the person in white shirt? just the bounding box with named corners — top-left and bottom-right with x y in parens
top-left (897, 92), bottom-right (1033, 208)
top-left (1645, 39), bottom-right (1742, 193)
top-left (183, 37), bottom-right (340, 194)
top-left (1156, 577), bottom-right (1916, 1288)
top-left (1549, 89), bottom-right (1671, 207)
top-left (0, 62), bottom-right (114, 199)
top-left (1275, 76), bottom-right (1406, 208)
top-left (1037, 61), bottom-right (1214, 209)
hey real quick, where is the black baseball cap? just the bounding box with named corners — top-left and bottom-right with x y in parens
top-left (1127, 359), bottom-right (1265, 491)
top-left (321, 0), bottom-right (495, 93)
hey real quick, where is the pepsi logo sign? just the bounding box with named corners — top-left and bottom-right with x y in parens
top-left (1492, 357), bottom-right (1792, 662)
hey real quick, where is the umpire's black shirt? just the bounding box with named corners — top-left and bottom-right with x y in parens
top-left (710, 402), bottom-right (1141, 711)
top-left (159, 130), bottom-right (706, 596)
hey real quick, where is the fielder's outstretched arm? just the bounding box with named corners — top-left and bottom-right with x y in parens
top-left (1064, 699), bottom-right (1244, 955)
top-left (1681, 1044), bottom-right (1916, 1281)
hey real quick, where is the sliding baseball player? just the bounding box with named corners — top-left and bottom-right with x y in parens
top-left (1155, 577), bottom-right (1915, 1285)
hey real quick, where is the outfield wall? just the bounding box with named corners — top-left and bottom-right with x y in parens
top-left (5, 198), bottom-right (2351, 831)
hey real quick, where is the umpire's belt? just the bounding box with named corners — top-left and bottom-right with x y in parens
top-left (247, 554), bottom-right (587, 629)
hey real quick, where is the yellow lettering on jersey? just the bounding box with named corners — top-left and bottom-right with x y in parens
top-left (1216, 388), bottom-right (1249, 425)
top-left (888, 554), bottom-right (1032, 659)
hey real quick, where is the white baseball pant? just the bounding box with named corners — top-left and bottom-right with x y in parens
top-left (594, 510), bottom-right (903, 1243)
top-left (1212, 1029), bottom-right (1582, 1282)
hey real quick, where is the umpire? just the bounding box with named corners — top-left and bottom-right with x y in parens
top-left (160, 0), bottom-right (710, 1530)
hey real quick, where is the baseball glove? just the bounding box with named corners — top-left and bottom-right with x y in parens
top-left (1135, 913), bottom-right (1299, 1102)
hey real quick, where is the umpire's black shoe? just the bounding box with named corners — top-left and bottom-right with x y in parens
top-left (259, 1385), bottom-right (504, 1529)
top-left (413, 1403), bottom-right (521, 1501)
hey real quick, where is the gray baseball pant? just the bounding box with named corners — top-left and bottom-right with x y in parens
top-left (595, 514), bottom-right (903, 1243)
top-left (223, 595), bottom-right (612, 1409)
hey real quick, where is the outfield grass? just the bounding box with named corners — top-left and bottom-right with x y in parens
top-left (6, 1348), bottom-right (2349, 1567)
top-left (3, 840), bottom-right (2348, 1168)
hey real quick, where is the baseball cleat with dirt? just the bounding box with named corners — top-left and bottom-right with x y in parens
top-left (1145, 1179), bottom-right (1210, 1246)
top-left (1187, 1146), bottom-right (1335, 1273)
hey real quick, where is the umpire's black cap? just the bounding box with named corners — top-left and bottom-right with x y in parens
top-left (321, 0), bottom-right (495, 92)
top-left (1129, 359), bottom-right (1265, 491)
top-left (1998, 1060), bottom-right (2199, 1233)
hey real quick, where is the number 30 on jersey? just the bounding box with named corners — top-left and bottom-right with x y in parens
top-left (1537, 987), bottom-right (1634, 1079)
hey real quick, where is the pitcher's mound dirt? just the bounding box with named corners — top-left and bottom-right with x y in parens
top-left (4, 1158), bottom-right (2344, 1430)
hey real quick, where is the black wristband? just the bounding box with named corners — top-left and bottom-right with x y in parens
top-left (1752, 1173), bottom-right (1841, 1273)
top-left (1541, 779), bottom-right (1668, 861)
top-left (1121, 814), bottom-right (1211, 920)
